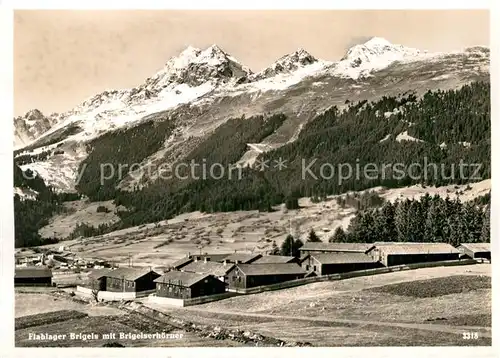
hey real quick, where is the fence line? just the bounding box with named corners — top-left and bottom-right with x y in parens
top-left (136, 289), bottom-right (156, 298)
top-left (229, 259), bottom-right (478, 295)
top-left (75, 286), bottom-right (152, 301)
top-left (148, 291), bottom-right (236, 307)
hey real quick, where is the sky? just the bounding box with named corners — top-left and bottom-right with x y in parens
top-left (14, 10), bottom-right (489, 116)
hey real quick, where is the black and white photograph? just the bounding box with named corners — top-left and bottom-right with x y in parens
top-left (3, 4), bottom-right (496, 353)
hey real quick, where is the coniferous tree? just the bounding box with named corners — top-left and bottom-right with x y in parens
top-left (442, 196), bottom-right (456, 241)
top-left (329, 226), bottom-right (347, 242)
top-left (307, 228), bottom-right (321, 242)
top-left (292, 238), bottom-right (304, 257)
top-left (425, 196), bottom-right (447, 243)
top-left (480, 205), bottom-right (490, 242)
top-left (347, 210), bottom-right (378, 243)
top-left (447, 200), bottom-right (466, 246)
top-left (419, 193), bottom-right (432, 216)
top-left (285, 196), bottom-right (300, 210)
top-left (407, 200), bottom-right (425, 242)
top-left (462, 202), bottom-right (485, 242)
top-left (376, 201), bottom-right (397, 241)
top-left (280, 234), bottom-right (295, 256)
top-left (394, 199), bottom-right (411, 242)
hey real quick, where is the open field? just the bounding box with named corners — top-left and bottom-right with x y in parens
top-left (16, 310), bottom-right (88, 330)
top-left (33, 180), bottom-right (490, 268)
top-left (37, 202), bottom-right (357, 267)
top-left (144, 264), bottom-right (491, 346)
top-left (15, 291), bottom-right (296, 347)
top-left (39, 199), bottom-right (122, 239)
top-left (14, 296), bottom-right (246, 347)
top-left (15, 292), bottom-right (124, 318)
top-left (369, 275), bottom-right (491, 298)
top-left (16, 315), bottom-right (240, 347)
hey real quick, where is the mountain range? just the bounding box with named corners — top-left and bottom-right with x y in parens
top-left (14, 37), bottom-right (489, 194)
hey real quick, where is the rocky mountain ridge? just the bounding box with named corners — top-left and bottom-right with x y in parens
top-left (15, 37), bottom-right (459, 150)
top-left (14, 37), bottom-right (490, 193)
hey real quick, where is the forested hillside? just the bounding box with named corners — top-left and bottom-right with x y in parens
top-left (14, 82), bottom-right (491, 246)
top-left (75, 116), bottom-right (176, 201)
top-left (14, 163), bottom-right (79, 247)
top-left (109, 82), bottom-right (490, 228)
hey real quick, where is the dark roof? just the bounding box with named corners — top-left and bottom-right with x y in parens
top-left (170, 254), bottom-right (231, 268)
top-left (311, 253), bottom-right (376, 264)
top-left (182, 260), bottom-right (235, 276)
top-left (374, 243), bottom-right (460, 255)
top-left (87, 268), bottom-right (112, 279)
top-left (299, 242), bottom-right (374, 253)
top-left (154, 271), bottom-right (211, 287)
top-left (458, 243), bottom-right (490, 253)
top-left (98, 267), bottom-right (160, 281)
top-left (223, 253), bottom-right (262, 263)
top-left (253, 255), bottom-right (297, 264)
top-left (15, 266), bottom-right (52, 278)
top-left (170, 256), bottom-right (193, 269)
top-left (154, 266), bottom-right (170, 272)
top-left (193, 254), bottom-right (231, 262)
top-left (236, 263), bottom-right (307, 276)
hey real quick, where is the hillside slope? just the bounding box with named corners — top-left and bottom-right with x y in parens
top-left (14, 38), bottom-right (490, 247)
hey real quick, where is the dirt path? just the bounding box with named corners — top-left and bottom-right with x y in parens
top-left (176, 306), bottom-right (492, 338)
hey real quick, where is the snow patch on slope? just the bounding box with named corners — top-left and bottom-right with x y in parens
top-left (395, 131), bottom-right (424, 143)
top-left (379, 134), bottom-right (391, 143)
top-left (378, 179), bottom-right (490, 203)
top-left (241, 60), bottom-right (332, 93)
top-left (20, 143), bottom-right (88, 192)
top-left (14, 187), bottom-right (38, 200)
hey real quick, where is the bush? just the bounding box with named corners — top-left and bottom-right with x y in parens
top-left (96, 205), bottom-right (111, 213)
top-left (285, 197), bottom-right (300, 210)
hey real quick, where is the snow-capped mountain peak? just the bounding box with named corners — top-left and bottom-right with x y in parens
top-left (253, 48), bottom-right (319, 80)
top-left (281, 48), bottom-right (317, 66)
top-left (168, 44), bottom-right (232, 69)
top-left (342, 36), bottom-right (421, 61)
top-left (171, 45), bottom-right (203, 68)
top-left (14, 109), bottom-right (61, 149)
top-left (143, 44), bottom-right (252, 91)
top-left (334, 37), bottom-right (424, 79)
top-left (361, 36), bottom-right (394, 48)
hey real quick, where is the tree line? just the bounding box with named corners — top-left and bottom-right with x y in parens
top-left (331, 194), bottom-right (490, 246)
